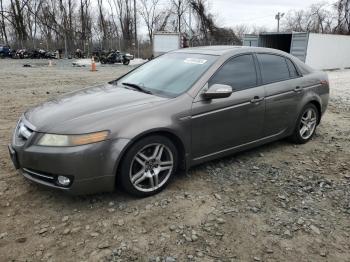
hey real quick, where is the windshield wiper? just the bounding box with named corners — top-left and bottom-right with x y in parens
top-left (122, 82), bottom-right (152, 94)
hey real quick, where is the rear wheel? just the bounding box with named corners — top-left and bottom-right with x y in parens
top-left (119, 135), bottom-right (178, 197)
top-left (290, 103), bottom-right (319, 144)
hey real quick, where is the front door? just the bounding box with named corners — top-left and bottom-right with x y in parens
top-left (191, 54), bottom-right (265, 160)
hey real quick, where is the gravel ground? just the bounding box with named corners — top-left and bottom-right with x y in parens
top-left (0, 59), bottom-right (349, 262)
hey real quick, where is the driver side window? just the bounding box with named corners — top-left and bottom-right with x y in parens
top-left (209, 54), bottom-right (258, 91)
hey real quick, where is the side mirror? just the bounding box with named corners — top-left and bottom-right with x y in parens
top-left (202, 84), bottom-right (233, 99)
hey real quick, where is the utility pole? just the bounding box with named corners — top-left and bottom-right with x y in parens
top-left (275, 12), bottom-right (284, 32)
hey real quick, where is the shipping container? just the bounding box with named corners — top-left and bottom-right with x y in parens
top-left (243, 32), bottom-right (350, 70)
top-left (153, 32), bottom-right (181, 57)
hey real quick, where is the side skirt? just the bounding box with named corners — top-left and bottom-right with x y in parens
top-left (189, 130), bottom-right (287, 167)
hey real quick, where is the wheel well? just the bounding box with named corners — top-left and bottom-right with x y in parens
top-left (309, 100), bottom-right (322, 124)
top-left (116, 131), bottom-right (186, 180)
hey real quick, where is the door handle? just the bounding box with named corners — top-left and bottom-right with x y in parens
top-left (250, 96), bottom-right (264, 104)
top-left (293, 86), bottom-right (303, 93)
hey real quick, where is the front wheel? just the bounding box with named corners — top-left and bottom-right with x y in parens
top-left (123, 59), bottom-right (130, 65)
top-left (290, 103), bottom-right (319, 144)
top-left (119, 136), bottom-right (178, 197)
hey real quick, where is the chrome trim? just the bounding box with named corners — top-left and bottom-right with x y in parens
top-left (18, 123), bottom-right (32, 139)
top-left (192, 101), bottom-right (251, 119)
top-left (265, 90), bottom-right (295, 100)
top-left (23, 168), bottom-right (55, 180)
top-left (304, 83), bottom-right (321, 89)
top-left (20, 115), bottom-right (37, 131)
top-left (14, 117), bottom-right (35, 146)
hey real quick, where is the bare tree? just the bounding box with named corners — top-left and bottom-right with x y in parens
top-left (190, 0), bottom-right (211, 40)
top-left (0, 0), bottom-right (9, 44)
top-left (97, 0), bottom-right (108, 49)
top-left (232, 24), bottom-right (249, 42)
top-left (189, 0), bottom-right (239, 45)
top-left (282, 3), bottom-right (336, 34)
top-left (114, 0), bottom-right (134, 47)
top-left (171, 0), bottom-right (187, 33)
top-left (79, 0), bottom-right (92, 52)
top-left (26, 0), bottom-right (44, 48)
top-left (334, 0), bottom-right (350, 34)
top-left (139, 0), bottom-right (167, 44)
top-left (10, 0), bottom-right (29, 47)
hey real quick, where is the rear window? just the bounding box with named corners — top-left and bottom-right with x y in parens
top-left (294, 59), bottom-right (313, 75)
top-left (286, 58), bottom-right (299, 78)
top-left (257, 54), bottom-right (290, 84)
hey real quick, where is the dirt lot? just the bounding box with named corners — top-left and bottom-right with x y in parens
top-left (0, 59), bottom-right (349, 262)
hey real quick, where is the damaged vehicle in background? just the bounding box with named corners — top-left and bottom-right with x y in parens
top-left (8, 46), bottom-right (329, 197)
top-left (99, 50), bottom-right (134, 65)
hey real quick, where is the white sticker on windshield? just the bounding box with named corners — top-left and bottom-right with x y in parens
top-left (184, 58), bottom-right (207, 65)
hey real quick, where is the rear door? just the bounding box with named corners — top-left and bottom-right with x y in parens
top-left (191, 54), bottom-right (265, 159)
top-left (256, 53), bottom-right (303, 137)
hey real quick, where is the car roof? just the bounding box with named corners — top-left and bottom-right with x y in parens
top-left (171, 45), bottom-right (288, 56)
top-left (171, 45), bottom-right (314, 74)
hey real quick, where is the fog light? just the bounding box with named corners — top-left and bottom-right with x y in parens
top-left (57, 176), bottom-right (71, 186)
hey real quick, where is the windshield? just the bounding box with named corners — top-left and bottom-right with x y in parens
top-left (118, 53), bottom-right (218, 97)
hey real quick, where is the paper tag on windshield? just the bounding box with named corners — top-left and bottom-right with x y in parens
top-left (184, 58), bottom-right (207, 65)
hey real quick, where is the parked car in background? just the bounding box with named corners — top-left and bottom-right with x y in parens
top-left (8, 46), bottom-right (329, 197)
top-left (14, 49), bottom-right (30, 59)
top-left (29, 49), bottom-right (56, 59)
top-left (0, 44), bottom-right (12, 58)
top-left (100, 50), bottom-right (134, 65)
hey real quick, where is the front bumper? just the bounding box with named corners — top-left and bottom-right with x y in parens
top-left (8, 138), bottom-right (130, 195)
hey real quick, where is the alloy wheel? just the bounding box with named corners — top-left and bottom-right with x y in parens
top-left (129, 143), bottom-right (174, 193)
top-left (299, 108), bottom-right (317, 140)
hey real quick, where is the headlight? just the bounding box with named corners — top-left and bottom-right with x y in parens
top-left (37, 131), bottom-right (109, 146)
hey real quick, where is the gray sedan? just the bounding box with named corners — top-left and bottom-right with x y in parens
top-left (8, 46), bottom-right (329, 197)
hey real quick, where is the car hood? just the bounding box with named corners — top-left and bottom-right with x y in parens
top-left (25, 84), bottom-right (168, 133)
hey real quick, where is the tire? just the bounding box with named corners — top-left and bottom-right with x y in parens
top-left (119, 135), bottom-right (178, 197)
top-left (123, 59), bottom-right (130, 65)
top-left (290, 103), bottom-right (319, 144)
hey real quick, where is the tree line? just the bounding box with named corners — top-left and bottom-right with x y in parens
top-left (0, 0), bottom-right (349, 57)
top-left (282, 1), bottom-right (350, 34)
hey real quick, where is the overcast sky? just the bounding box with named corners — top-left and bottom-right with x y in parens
top-left (209, 0), bottom-right (333, 30)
